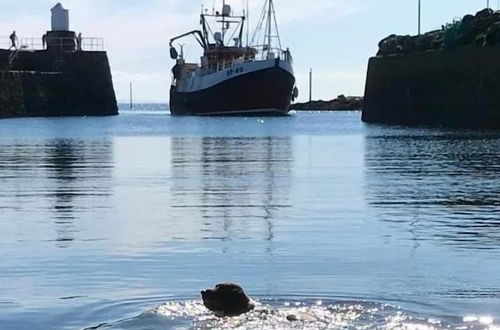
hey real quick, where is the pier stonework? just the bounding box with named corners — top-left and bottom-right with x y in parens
top-left (362, 44), bottom-right (500, 129)
top-left (0, 2), bottom-right (117, 119)
top-left (0, 71), bottom-right (25, 117)
top-left (0, 49), bottom-right (118, 119)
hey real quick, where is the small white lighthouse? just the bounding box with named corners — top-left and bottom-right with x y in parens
top-left (46, 2), bottom-right (76, 51)
top-left (51, 3), bottom-right (70, 31)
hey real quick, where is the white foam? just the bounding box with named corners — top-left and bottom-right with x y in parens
top-left (145, 301), bottom-right (498, 330)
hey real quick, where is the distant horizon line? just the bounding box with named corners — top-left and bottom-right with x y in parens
top-left (117, 95), bottom-right (364, 105)
top-left (117, 100), bottom-right (168, 104)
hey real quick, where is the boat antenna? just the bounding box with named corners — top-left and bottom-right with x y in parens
top-left (266, 0), bottom-right (272, 51)
top-left (222, 0), bottom-right (226, 42)
top-left (246, 0), bottom-right (250, 47)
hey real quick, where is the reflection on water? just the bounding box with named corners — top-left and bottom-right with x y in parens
top-left (47, 141), bottom-right (79, 247)
top-left (365, 131), bottom-right (500, 250)
top-left (47, 142), bottom-right (78, 209)
top-left (45, 140), bottom-right (113, 247)
top-left (170, 137), bottom-right (292, 244)
top-left (1, 113), bottom-right (500, 330)
top-left (0, 139), bottom-right (113, 248)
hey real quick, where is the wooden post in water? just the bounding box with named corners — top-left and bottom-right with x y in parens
top-left (309, 68), bottom-right (313, 110)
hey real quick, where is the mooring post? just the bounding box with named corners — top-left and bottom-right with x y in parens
top-left (129, 82), bottom-right (133, 110)
top-left (418, 0), bottom-right (421, 35)
top-left (309, 68), bottom-right (312, 110)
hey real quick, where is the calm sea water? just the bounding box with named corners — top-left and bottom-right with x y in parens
top-left (0, 109), bottom-right (499, 330)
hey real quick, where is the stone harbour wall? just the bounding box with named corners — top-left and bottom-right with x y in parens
top-left (362, 44), bottom-right (500, 128)
top-left (0, 49), bottom-right (118, 119)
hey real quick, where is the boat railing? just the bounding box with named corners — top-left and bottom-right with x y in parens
top-left (251, 45), bottom-right (293, 63)
top-left (194, 44), bottom-right (293, 77)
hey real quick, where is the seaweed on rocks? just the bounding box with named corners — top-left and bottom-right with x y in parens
top-left (291, 95), bottom-right (363, 111)
top-left (377, 8), bottom-right (500, 56)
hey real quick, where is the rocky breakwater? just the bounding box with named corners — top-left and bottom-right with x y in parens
top-left (363, 8), bottom-right (500, 128)
top-left (291, 95), bottom-right (363, 111)
top-left (0, 47), bottom-right (118, 119)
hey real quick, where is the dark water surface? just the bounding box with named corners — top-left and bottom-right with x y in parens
top-left (0, 110), bottom-right (499, 329)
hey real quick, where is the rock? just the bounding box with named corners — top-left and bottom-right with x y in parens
top-left (475, 8), bottom-right (494, 19)
top-left (485, 21), bottom-right (500, 45)
top-left (201, 283), bottom-right (255, 317)
top-left (377, 34), bottom-right (399, 56)
top-left (286, 312), bottom-right (317, 322)
top-left (376, 8), bottom-right (500, 55)
top-left (291, 95), bottom-right (364, 111)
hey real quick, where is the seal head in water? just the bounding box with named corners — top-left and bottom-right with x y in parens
top-left (201, 283), bottom-right (255, 317)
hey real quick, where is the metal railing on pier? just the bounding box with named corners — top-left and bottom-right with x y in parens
top-left (81, 38), bottom-right (104, 51)
top-left (0, 36), bottom-right (13, 49)
top-left (1, 36), bottom-right (105, 52)
top-left (20, 37), bottom-right (44, 50)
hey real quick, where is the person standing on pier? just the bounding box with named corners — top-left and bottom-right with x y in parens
top-left (76, 32), bottom-right (82, 51)
top-left (9, 31), bottom-right (18, 50)
top-left (42, 33), bottom-right (47, 50)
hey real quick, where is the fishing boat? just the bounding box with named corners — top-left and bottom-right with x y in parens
top-left (169, 0), bottom-right (297, 116)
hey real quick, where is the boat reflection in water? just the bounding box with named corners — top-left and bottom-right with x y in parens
top-left (170, 136), bottom-right (293, 245)
top-left (0, 139), bottom-right (113, 248)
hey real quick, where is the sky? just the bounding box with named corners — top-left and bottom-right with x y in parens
top-left (0, 0), bottom-right (495, 102)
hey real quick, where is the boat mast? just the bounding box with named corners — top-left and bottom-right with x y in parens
top-left (267, 0), bottom-right (272, 50)
top-left (222, 0), bottom-right (226, 42)
top-left (246, 0), bottom-right (250, 46)
top-left (260, 0), bottom-right (282, 53)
